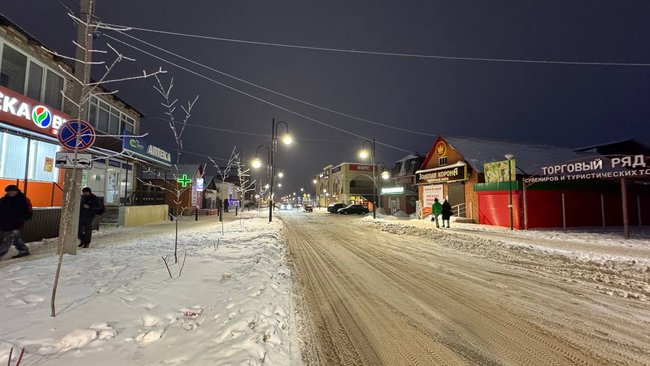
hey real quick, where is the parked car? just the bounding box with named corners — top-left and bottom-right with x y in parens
top-left (337, 204), bottom-right (370, 215)
top-left (327, 203), bottom-right (347, 213)
top-left (304, 205), bottom-right (314, 212)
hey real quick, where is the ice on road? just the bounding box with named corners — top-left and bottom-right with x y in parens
top-left (285, 211), bottom-right (650, 365)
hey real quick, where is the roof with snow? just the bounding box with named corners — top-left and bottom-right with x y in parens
top-left (444, 137), bottom-right (589, 175)
top-left (395, 153), bottom-right (424, 163)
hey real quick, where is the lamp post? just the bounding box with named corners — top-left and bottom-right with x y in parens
top-left (252, 145), bottom-right (271, 216)
top-left (505, 153), bottom-right (515, 230)
top-left (269, 119), bottom-right (291, 223)
top-left (359, 139), bottom-right (377, 219)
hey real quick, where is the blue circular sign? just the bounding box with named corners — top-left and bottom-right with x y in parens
top-left (57, 120), bottom-right (96, 151)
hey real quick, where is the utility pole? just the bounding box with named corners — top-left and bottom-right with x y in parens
top-left (58, 0), bottom-right (94, 255)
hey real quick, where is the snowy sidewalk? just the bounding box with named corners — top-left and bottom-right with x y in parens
top-left (0, 216), bottom-right (298, 366)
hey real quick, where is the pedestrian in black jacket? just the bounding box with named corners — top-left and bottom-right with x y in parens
top-left (441, 199), bottom-right (453, 228)
top-left (223, 198), bottom-right (230, 213)
top-left (0, 185), bottom-right (32, 259)
top-left (78, 187), bottom-right (103, 248)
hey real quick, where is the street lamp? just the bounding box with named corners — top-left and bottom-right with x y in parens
top-left (312, 179), bottom-right (317, 184)
top-left (269, 119), bottom-right (291, 223)
top-left (277, 172), bottom-right (284, 178)
top-left (505, 153), bottom-right (515, 230)
top-left (381, 170), bottom-right (390, 180)
top-left (359, 139), bottom-right (377, 219)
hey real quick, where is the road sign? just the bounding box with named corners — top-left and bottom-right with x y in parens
top-left (55, 152), bottom-right (93, 169)
top-left (57, 120), bottom-right (96, 151)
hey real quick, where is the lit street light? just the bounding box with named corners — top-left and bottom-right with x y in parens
top-left (278, 172), bottom-right (284, 178)
top-left (359, 139), bottom-right (377, 219)
top-left (278, 183), bottom-right (282, 188)
top-left (268, 119), bottom-right (292, 223)
top-left (381, 170), bottom-right (391, 180)
top-left (312, 179), bottom-right (317, 184)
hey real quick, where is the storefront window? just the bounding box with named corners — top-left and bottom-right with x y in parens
top-left (0, 132), bottom-right (28, 179)
top-left (28, 140), bottom-right (59, 182)
top-left (43, 70), bottom-right (64, 109)
top-left (97, 106), bottom-right (109, 132)
top-left (26, 62), bottom-right (43, 100)
top-left (0, 44), bottom-right (27, 93)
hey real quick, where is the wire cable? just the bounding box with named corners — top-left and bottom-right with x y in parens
top-left (115, 30), bottom-right (436, 137)
top-left (102, 33), bottom-right (413, 153)
top-left (101, 22), bottom-right (650, 68)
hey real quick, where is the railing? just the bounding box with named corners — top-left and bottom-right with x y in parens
top-left (452, 202), bottom-right (467, 218)
top-left (51, 182), bottom-right (63, 206)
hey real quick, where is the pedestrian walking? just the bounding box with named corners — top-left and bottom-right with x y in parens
top-left (78, 187), bottom-right (104, 248)
top-left (0, 185), bottom-right (32, 259)
top-left (442, 199), bottom-right (453, 228)
top-left (223, 198), bottom-right (230, 213)
top-left (431, 198), bottom-right (443, 228)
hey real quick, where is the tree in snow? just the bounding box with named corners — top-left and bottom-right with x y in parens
top-left (138, 74), bottom-right (199, 267)
top-left (48, 4), bottom-right (165, 317)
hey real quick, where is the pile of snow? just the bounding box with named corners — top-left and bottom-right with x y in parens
top-left (393, 211), bottom-right (410, 218)
top-left (0, 218), bottom-right (297, 365)
top-left (375, 207), bottom-right (386, 215)
top-left (364, 219), bottom-right (650, 301)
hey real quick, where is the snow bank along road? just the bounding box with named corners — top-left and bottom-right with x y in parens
top-left (283, 211), bottom-right (650, 365)
top-left (0, 215), bottom-right (298, 365)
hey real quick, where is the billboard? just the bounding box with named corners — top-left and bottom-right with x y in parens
top-left (484, 160), bottom-right (516, 183)
top-left (421, 184), bottom-right (444, 216)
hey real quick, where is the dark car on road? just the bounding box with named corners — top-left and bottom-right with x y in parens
top-left (337, 204), bottom-right (370, 215)
top-left (327, 203), bottom-right (347, 213)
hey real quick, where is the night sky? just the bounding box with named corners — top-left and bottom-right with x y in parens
top-left (3, 0), bottom-right (650, 194)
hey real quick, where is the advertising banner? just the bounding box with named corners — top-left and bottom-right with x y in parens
top-left (484, 160), bottom-right (516, 183)
top-left (525, 154), bottom-right (650, 184)
top-left (421, 184), bottom-right (444, 216)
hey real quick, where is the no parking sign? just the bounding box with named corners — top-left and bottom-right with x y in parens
top-left (57, 120), bottom-right (96, 151)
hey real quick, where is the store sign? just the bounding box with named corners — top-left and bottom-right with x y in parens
top-left (0, 86), bottom-right (69, 136)
top-left (416, 163), bottom-right (467, 184)
top-left (331, 165), bottom-right (342, 173)
top-left (434, 140), bottom-right (448, 157)
top-left (195, 177), bottom-right (205, 192)
top-left (422, 184), bottom-right (444, 207)
top-left (525, 155), bottom-right (650, 184)
top-left (381, 187), bottom-right (404, 195)
top-left (484, 159), bottom-right (516, 183)
top-left (349, 164), bottom-right (374, 172)
top-left (122, 135), bottom-right (172, 167)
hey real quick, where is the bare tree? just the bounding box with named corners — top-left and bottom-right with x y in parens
top-left (48, 5), bottom-right (165, 317)
top-left (137, 75), bottom-right (199, 265)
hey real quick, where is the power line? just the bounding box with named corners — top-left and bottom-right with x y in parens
top-left (101, 22), bottom-right (650, 68)
top-left (102, 33), bottom-right (413, 153)
top-left (148, 116), bottom-right (358, 143)
top-left (115, 30), bottom-right (436, 137)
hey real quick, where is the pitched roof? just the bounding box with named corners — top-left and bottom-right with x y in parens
top-left (444, 137), bottom-right (587, 175)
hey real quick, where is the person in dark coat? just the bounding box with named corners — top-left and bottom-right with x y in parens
top-left (441, 199), bottom-right (453, 228)
top-left (223, 198), bottom-right (230, 213)
top-left (78, 187), bottom-right (103, 248)
top-left (0, 185), bottom-right (32, 259)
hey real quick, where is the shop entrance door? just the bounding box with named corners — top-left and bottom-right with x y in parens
top-left (106, 169), bottom-right (119, 205)
top-left (447, 182), bottom-right (465, 206)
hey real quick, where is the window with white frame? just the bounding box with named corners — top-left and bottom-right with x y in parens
top-left (86, 96), bottom-right (136, 135)
top-left (0, 41), bottom-right (65, 110)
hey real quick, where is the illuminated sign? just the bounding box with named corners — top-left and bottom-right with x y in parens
top-left (381, 187), bottom-right (404, 195)
top-left (122, 135), bottom-right (172, 167)
top-left (195, 177), bottom-right (204, 192)
top-left (435, 141), bottom-right (447, 157)
top-left (0, 86), bottom-right (68, 136)
top-left (177, 174), bottom-right (192, 187)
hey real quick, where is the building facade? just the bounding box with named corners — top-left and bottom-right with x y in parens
top-left (314, 162), bottom-right (383, 209)
top-left (0, 15), bottom-right (144, 208)
top-left (380, 153), bottom-right (424, 215)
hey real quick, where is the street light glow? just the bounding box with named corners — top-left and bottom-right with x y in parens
top-left (312, 179), bottom-right (317, 184)
top-left (381, 170), bottom-right (390, 180)
top-left (265, 184), bottom-right (270, 189)
top-left (359, 149), bottom-right (369, 159)
top-left (278, 183), bottom-right (282, 187)
top-left (300, 188), bottom-right (304, 192)
top-left (282, 134), bottom-right (293, 145)
top-left (278, 172), bottom-right (284, 178)
top-left (251, 157), bottom-right (263, 169)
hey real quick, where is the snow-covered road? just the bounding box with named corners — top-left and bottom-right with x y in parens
top-left (1, 214), bottom-right (299, 365)
top-left (284, 211), bottom-right (650, 365)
